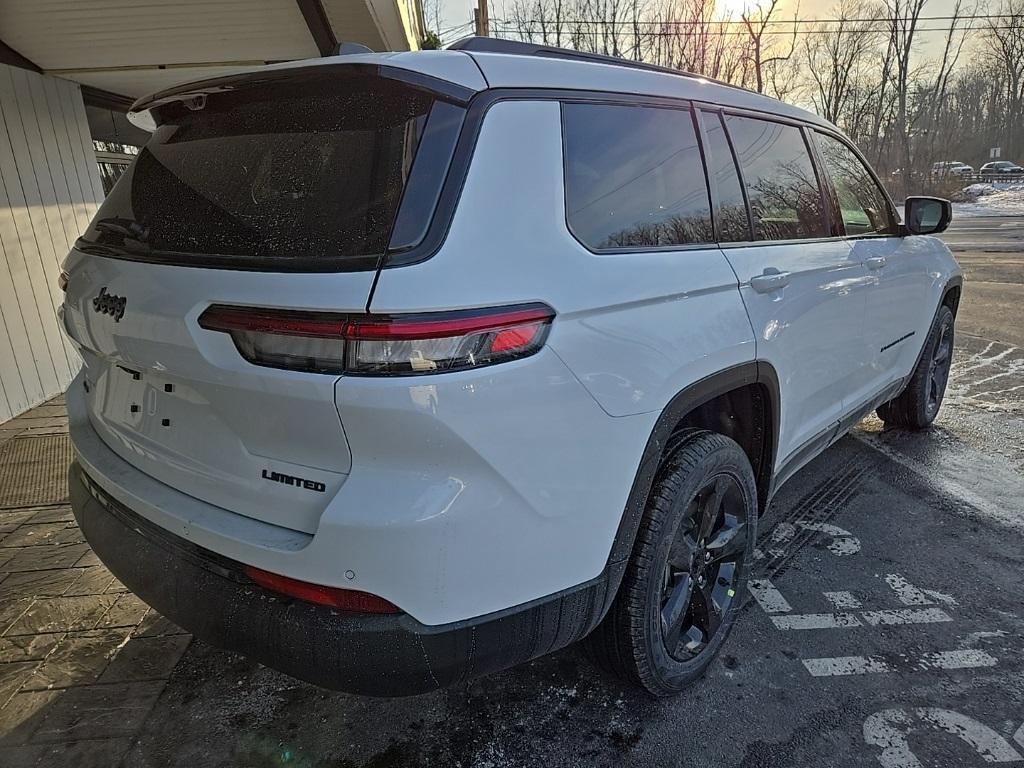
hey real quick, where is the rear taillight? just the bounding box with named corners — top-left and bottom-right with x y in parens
top-left (198, 303), bottom-right (555, 376)
top-left (244, 566), bottom-right (400, 613)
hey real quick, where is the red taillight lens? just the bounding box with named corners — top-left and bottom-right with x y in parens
top-left (244, 566), bottom-right (400, 613)
top-left (198, 303), bottom-right (555, 376)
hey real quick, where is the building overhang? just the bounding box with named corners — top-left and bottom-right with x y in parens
top-left (0, 0), bottom-right (425, 102)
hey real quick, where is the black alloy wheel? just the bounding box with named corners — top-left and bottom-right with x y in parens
top-left (660, 475), bottom-right (746, 661)
top-left (587, 429), bottom-right (758, 696)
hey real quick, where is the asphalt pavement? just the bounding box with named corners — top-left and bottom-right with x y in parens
top-left (941, 215), bottom-right (1024, 347)
top-left (1, 217), bottom-right (1021, 768)
top-left (113, 217), bottom-right (1024, 767)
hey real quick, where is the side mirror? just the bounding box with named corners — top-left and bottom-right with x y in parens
top-left (903, 196), bottom-right (952, 235)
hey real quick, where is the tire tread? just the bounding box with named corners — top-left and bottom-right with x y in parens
top-left (586, 429), bottom-right (755, 695)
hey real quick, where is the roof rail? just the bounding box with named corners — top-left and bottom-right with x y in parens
top-left (447, 36), bottom-right (740, 89)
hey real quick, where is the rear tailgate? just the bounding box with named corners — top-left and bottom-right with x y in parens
top-left (61, 62), bottom-right (470, 534)
top-left (63, 258), bottom-right (367, 534)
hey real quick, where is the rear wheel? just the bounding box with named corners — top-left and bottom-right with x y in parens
top-left (877, 305), bottom-right (955, 430)
top-left (588, 430), bottom-right (757, 696)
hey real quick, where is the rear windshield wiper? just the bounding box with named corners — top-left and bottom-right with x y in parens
top-left (95, 217), bottom-right (150, 243)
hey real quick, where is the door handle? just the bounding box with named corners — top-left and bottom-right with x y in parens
top-left (750, 270), bottom-right (792, 293)
top-left (865, 256), bottom-right (887, 270)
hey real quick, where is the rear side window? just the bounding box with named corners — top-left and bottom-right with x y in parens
top-left (725, 115), bottom-right (828, 241)
top-left (562, 103), bottom-right (712, 250)
top-left (81, 70), bottom-right (464, 270)
top-left (815, 132), bottom-right (896, 236)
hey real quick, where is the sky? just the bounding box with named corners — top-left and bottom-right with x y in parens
top-left (431, 0), bottom-right (985, 63)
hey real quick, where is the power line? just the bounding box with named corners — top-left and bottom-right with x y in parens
top-left (489, 13), bottom-right (1017, 27)
top-left (439, 20), bottom-right (474, 35)
top-left (491, 23), bottom-right (1007, 35)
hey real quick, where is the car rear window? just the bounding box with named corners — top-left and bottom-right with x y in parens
top-left (80, 70), bottom-right (464, 270)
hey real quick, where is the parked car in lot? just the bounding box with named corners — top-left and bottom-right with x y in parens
top-left (60, 37), bottom-right (963, 698)
top-left (979, 160), bottom-right (1024, 175)
top-left (931, 161), bottom-right (974, 177)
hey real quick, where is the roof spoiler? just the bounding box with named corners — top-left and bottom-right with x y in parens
top-left (127, 53), bottom-right (475, 132)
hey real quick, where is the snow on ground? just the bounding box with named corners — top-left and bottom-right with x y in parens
top-left (953, 182), bottom-right (1024, 217)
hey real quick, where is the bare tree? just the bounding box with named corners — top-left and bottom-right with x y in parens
top-left (802, 0), bottom-right (883, 123)
top-left (645, 0), bottom-right (746, 81)
top-left (741, 0), bottom-right (799, 94)
top-left (422, 0), bottom-right (444, 34)
top-left (984, 0), bottom-right (1024, 159)
top-left (492, 0), bottom-right (1024, 189)
top-left (916, 1), bottom-right (973, 166)
top-left (884, 0), bottom-right (927, 194)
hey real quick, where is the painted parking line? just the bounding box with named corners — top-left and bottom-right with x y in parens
top-left (824, 591), bottom-right (862, 609)
top-left (884, 574), bottom-right (933, 605)
top-left (759, 520), bottom-right (861, 558)
top-left (864, 709), bottom-right (1023, 767)
top-left (751, 577), bottom-right (955, 629)
top-left (918, 650), bottom-right (998, 670)
top-left (771, 613), bottom-right (863, 630)
top-left (803, 656), bottom-right (892, 676)
top-left (748, 579), bottom-right (792, 614)
top-left (860, 608), bottom-right (953, 626)
top-left (803, 649), bottom-right (997, 677)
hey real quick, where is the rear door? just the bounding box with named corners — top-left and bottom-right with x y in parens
top-left (61, 66), bottom-right (466, 534)
top-left (701, 110), bottom-right (872, 466)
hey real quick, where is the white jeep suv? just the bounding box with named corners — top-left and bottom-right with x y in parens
top-left (61, 38), bottom-right (962, 697)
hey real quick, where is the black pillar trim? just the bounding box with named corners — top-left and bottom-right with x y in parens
top-left (296, 0), bottom-right (339, 57)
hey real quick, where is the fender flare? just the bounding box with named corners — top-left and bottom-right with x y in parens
top-left (598, 360), bottom-right (780, 616)
top-left (897, 273), bottom-right (964, 400)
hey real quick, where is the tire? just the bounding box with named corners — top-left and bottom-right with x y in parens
top-left (876, 305), bottom-right (955, 430)
top-left (587, 429), bottom-right (758, 697)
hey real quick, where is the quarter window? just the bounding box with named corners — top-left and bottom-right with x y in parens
top-left (562, 103), bottom-right (712, 250)
top-left (725, 115), bottom-right (828, 241)
top-left (816, 133), bottom-right (896, 236)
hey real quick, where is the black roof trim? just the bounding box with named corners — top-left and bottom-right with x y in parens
top-left (447, 36), bottom-right (751, 95)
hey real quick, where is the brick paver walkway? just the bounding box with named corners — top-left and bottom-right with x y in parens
top-left (0, 397), bottom-right (191, 767)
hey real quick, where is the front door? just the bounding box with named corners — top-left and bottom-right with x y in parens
top-left (811, 131), bottom-right (932, 396)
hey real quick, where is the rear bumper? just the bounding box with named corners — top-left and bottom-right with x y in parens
top-left (70, 462), bottom-right (616, 696)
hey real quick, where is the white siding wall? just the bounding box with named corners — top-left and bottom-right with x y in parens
top-left (0, 63), bottom-right (101, 423)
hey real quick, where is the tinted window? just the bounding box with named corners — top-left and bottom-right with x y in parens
top-left (699, 111), bottom-right (750, 241)
top-left (563, 103), bottom-right (712, 250)
top-left (725, 115), bottom-right (827, 241)
top-left (83, 72), bottom-right (461, 268)
top-left (816, 133), bottom-right (896, 236)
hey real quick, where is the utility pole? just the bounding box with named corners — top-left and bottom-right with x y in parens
top-left (474, 0), bottom-right (489, 36)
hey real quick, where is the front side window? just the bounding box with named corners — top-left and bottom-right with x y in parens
top-left (562, 102), bottom-right (712, 250)
top-left (725, 115), bottom-right (828, 241)
top-left (816, 133), bottom-right (896, 236)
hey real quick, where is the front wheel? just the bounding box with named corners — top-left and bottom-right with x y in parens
top-left (587, 430), bottom-right (757, 696)
top-left (877, 305), bottom-right (955, 430)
